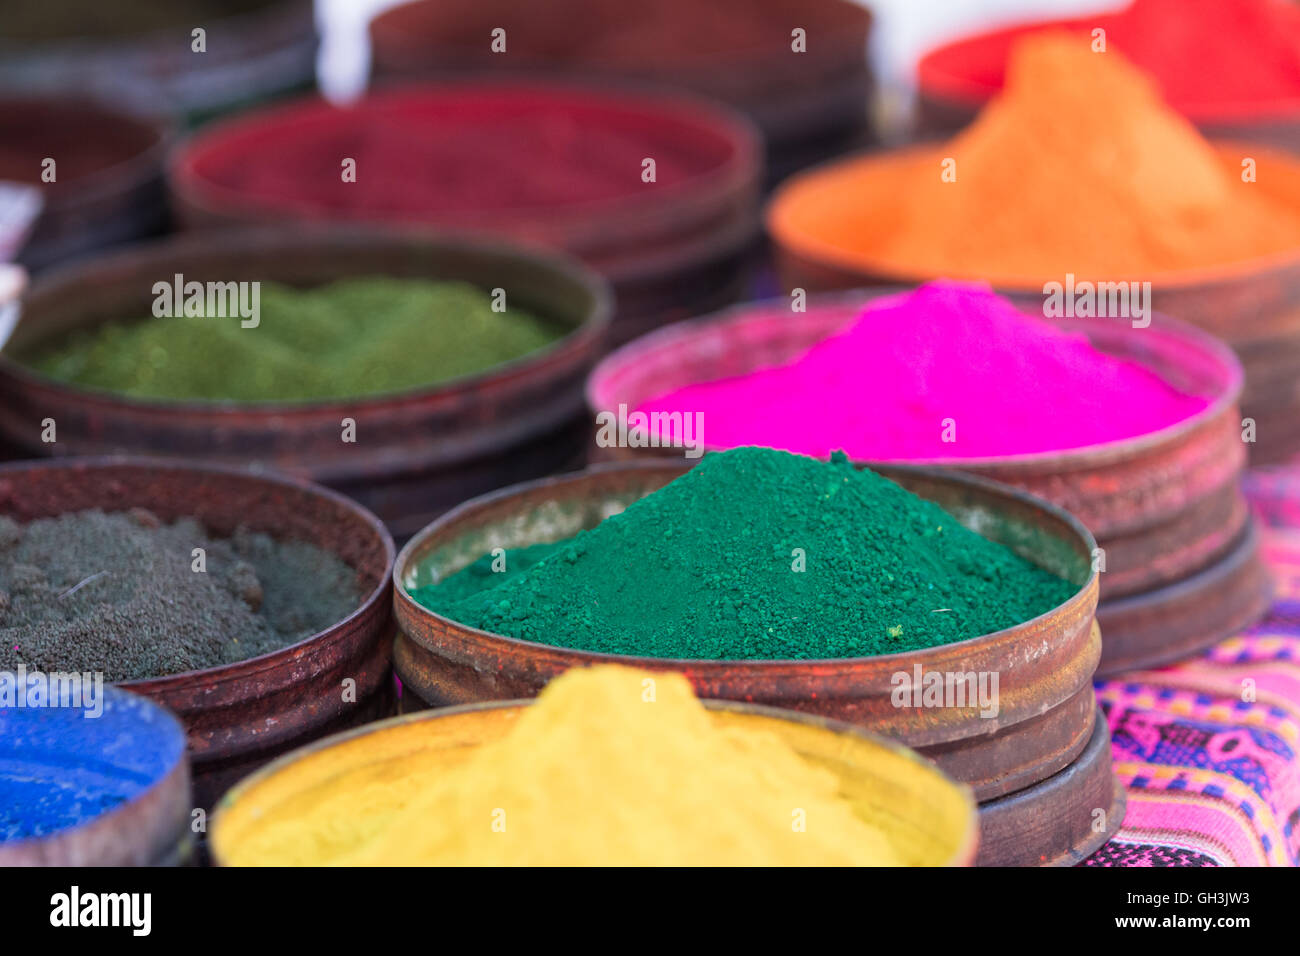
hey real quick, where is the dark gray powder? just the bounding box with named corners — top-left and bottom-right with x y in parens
top-left (0, 509), bottom-right (361, 681)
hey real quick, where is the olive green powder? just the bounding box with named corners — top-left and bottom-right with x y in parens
top-left (18, 278), bottom-right (568, 403)
top-left (413, 447), bottom-right (1078, 660)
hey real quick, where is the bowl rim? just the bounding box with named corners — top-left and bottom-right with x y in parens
top-left (0, 454), bottom-right (396, 690)
top-left (1, 224), bottom-right (614, 413)
top-left (209, 692), bottom-right (979, 867)
top-left (392, 456), bottom-right (1099, 670)
top-left (765, 139), bottom-right (1300, 291)
top-left (0, 0), bottom-right (312, 53)
top-left (368, 0), bottom-right (874, 76)
top-left (584, 285), bottom-right (1246, 471)
top-left (0, 94), bottom-right (172, 207)
top-left (167, 78), bottom-right (764, 236)
top-left (0, 684), bottom-right (190, 862)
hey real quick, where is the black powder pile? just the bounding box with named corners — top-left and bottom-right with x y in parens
top-left (0, 509), bottom-right (361, 681)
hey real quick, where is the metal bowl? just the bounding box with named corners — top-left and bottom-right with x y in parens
top-left (0, 95), bottom-right (169, 271)
top-left (0, 456), bottom-right (395, 809)
top-left (393, 459), bottom-right (1101, 802)
top-left (0, 686), bottom-right (191, 866)
top-left (211, 697), bottom-right (978, 866)
top-left (0, 0), bottom-right (317, 120)
top-left (0, 227), bottom-right (612, 539)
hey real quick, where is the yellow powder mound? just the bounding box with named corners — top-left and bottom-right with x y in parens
top-left (771, 34), bottom-right (1300, 286)
top-left (226, 666), bottom-right (902, 866)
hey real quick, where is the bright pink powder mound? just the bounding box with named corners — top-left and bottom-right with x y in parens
top-left (637, 282), bottom-right (1210, 459)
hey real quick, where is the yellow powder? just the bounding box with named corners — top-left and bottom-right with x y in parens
top-left (223, 666), bottom-right (903, 866)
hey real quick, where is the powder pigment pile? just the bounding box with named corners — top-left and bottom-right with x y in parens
top-left (216, 665), bottom-right (907, 866)
top-left (413, 446), bottom-right (1077, 659)
top-left (0, 509), bottom-right (360, 682)
top-left (921, 0), bottom-right (1300, 124)
top-left (769, 35), bottom-right (1300, 287)
top-left (635, 282), bottom-right (1209, 459)
top-left (17, 278), bottom-right (565, 403)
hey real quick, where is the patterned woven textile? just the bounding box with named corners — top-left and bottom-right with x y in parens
top-left (1083, 468), bottom-right (1300, 867)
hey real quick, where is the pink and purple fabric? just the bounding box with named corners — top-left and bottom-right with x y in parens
top-left (1083, 467), bottom-right (1300, 866)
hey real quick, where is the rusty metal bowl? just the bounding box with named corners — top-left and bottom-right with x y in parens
top-left (585, 291), bottom-right (1248, 601)
top-left (367, 0), bottom-right (874, 184)
top-left (766, 141), bottom-right (1300, 466)
top-left (918, 89), bottom-right (1300, 157)
top-left (976, 709), bottom-right (1125, 866)
top-left (0, 686), bottom-right (191, 866)
top-left (211, 697), bottom-right (977, 866)
top-left (0, 0), bottom-right (317, 121)
top-left (393, 459), bottom-right (1101, 805)
top-left (0, 227), bottom-right (612, 539)
top-left (0, 456), bottom-right (395, 809)
top-left (0, 95), bottom-right (169, 272)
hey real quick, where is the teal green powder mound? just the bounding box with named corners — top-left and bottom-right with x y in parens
top-left (18, 278), bottom-right (567, 403)
top-left (412, 447), bottom-right (1079, 660)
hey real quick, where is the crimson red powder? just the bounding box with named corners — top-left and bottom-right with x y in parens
top-left (637, 283), bottom-right (1210, 459)
top-left (920, 0), bottom-right (1300, 122)
top-left (177, 87), bottom-right (741, 222)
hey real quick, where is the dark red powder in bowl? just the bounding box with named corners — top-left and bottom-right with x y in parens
top-left (919, 0), bottom-right (1300, 123)
top-left (0, 98), bottom-right (162, 194)
top-left (171, 85), bottom-right (758, 249)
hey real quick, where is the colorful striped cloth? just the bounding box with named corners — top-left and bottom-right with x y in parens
top-left (1083, 468), bottom-right (1300, 866)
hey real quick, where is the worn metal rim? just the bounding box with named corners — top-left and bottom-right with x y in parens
top-left (975, 710), bottom-right (1125, 867)
top-left (370, 0), bottom-right (872, 77)
top-left (395, 458), bottom-right (1097, 673)
top-left (211, 694), bottom-right (979, 867)
top-left (2, 226), bottom-right (613, 415)
top-left (392, 456), bottom-right (1100, 797)
top-left (0, 687), bottom-right (192, 867)
top-left (169, 78), bottom-right (764, 244)
top-left (586, 287), bottom-right (1244, 471)
top-left (766, 140), bottom-right (1300, 292)
top-left (0, 454), bottom-right (395, 690)
top-left (0, 94), bottom-right (172, 209)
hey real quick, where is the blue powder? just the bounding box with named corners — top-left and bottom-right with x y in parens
top-left (0, 686), bottom-right (186, 842)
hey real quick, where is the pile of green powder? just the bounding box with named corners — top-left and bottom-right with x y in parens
top-left (18, 278), bottom-right (568, 403)
top-left (414, 447), bottom-right (1078, 660)
top-left (0, 509), bottom-right (361, 681)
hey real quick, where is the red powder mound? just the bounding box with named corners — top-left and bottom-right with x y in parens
top-left (919, 0), bottom-right (1300, 121)
top-left (179, 86), bottom-right (744, 221)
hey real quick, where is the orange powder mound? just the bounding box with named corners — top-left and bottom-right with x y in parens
top-left (769, 35), bottom-right (1300, 287)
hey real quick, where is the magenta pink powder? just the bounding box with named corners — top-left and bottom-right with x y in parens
top-left (637, 282), bottom-right (1210, 459)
